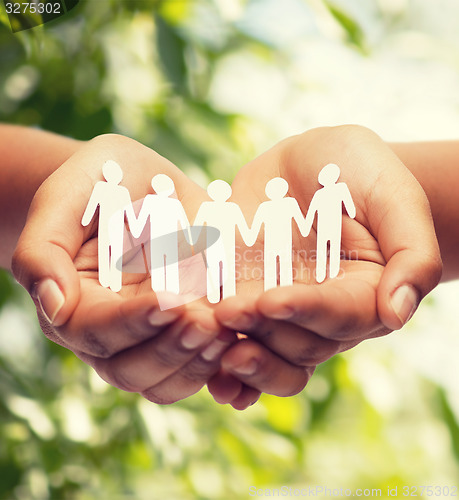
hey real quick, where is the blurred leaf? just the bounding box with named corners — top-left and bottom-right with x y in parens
top-left (155, 14), bottom-right (187, 93)
top-left (159, 0), bottom-right (190, 25)
top-left (323, 1), bottom-right (367, 53)
top-left (437, 388), bottom-right (459, 460)
top-left (7, 10), bottom-right (43, 33)
top-left (0, 270), bottom-right (16, 310)
top-left (0, 4), bottom-right (10, 28)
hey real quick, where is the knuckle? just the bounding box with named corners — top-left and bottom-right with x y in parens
top-left (251, 327), bottom-right (273, 342)
top-left (112, 372), bottom-right (138, 393)
top-left (141, 388), bottom-right (177, 405)
top-left (326, 314), bottom-right (363, 341)
top-left (80, 330), bottom-right (113, 359)
top-left (283, 371), bottom-right (310, 397)
top-left (180, 357), bottom-right (218, 384)
top-left (151, 342), bottom-right (188, 369)
top-left (94, 359), bottom-right (138, 393)
top-left (333, 124), bottom-right (376, 145)
top-left (11, 245), bottom-right (33, 289)
top-left (291, 339), bottom-right (340, 366)
top-left (425, 254), bottom-right (443, 291)
top-left (90, 133), bottom-right (122, 144)
top-left (255, 358), bottom-right (279, 388)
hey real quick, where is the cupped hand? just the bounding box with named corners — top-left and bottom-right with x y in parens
top-left (209, 125), bottom-right (442, 404)
top-left (12, 134), bottom-right (241, 405)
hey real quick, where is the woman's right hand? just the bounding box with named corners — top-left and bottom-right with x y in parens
top-left (12, 134), bottom-right (237, 405)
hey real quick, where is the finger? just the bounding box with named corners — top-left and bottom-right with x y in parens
top-left (139, 333), bottom-right (235, 404)
top-left (207, 370), bottom-right (244, 404)
top-left (229, 385), bottom-right (261, 411)
top-left (215, 292), bottom-right (368, 366)
top-left (220, 339), bottom-right (314, 397)
top-left (348, 133), bottom-right (443, 329)
top-left (12, 134), bottom-right (205, 327)
top-left (255, 263), bottom-right (387, 342)
top-left (92, 310), bottom-right (234, 396)
top-left (56, 285), bottom-right (184, 358)
top-left (207, 370), bottom-right (262, 409)
top-left (283, 126), bottom-right (442, 330)
top-left (12, 183), bottom-right (85, 326)
top-left (369, 164), bottom-right (442, 330)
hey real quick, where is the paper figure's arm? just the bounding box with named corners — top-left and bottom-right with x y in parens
top-left (129, 198), bottom-right (150, 239)
top-left (178, 203), bottom-right (193, 245)
top-left (191, 206), bottom-right (207, 245)
top-left (303, 194), bottom-right (319, 236)
top-left (124, 198), bottom-right (138, 233)
top-left (81, 184), bottom-right (102, 227)
top-left (234, 206), bottom-right (253, 246)
top-left (246, 206), bottom-right (264, 247)
top-left (291, 199), bottom-right (309, 237)
top-left (341, 184), bottom-right (356, 219)
top-left (124, 193), bottom-right (138, 238)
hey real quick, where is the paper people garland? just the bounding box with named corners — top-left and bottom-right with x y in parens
top-left (82, 161), bottom-right (355, 301)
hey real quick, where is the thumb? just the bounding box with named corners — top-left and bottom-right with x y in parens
top-left (12, 182), bottom-right (83, 327)
top-left (374, 174), bottom-right (442, 330)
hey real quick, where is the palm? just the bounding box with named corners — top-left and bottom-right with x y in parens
top-left (73, 185), bottom-right (210, 311)
top-left (231, 151), bottom-right (384, 298)
top-left (215, 129), bottom-right (417, 367)
top-left (36, 135), bottom-right (213, 362)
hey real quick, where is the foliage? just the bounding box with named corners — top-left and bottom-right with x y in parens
top-left (0, 1), bottom-right (458, 499)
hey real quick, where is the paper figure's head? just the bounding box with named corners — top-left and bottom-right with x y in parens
top-left (318, 163), bottom-right (340, 186)
top-left (207, 180), bottom-right (232, 202)
top-left (265, 177), bottom-right (288, 200)
top-left (152, 174), bottom-right (175, 196)
top-left (102, 160), bottom-right (123, 185)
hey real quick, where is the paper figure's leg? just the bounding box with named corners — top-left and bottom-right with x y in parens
top-left (98, 232), bottom-right (110, 288)
top-left (165, 258), bottom-right (180, 294)
top-left (264, 251), bottom-right (277, 291)
top-left (150, 253), bottom-right (166, 292)
top-left (279, 250), bottom-right (293, 287)
top-left (109, 229), bottom-right (124, 293)
top-left (206, 254), bottom-right (221, 304)
top-left (222, 261), bottom-right (236, 299)
top-left (315, 236), bottom-right (328, 283)
top-left (329, 236), bottom-right (341, 279)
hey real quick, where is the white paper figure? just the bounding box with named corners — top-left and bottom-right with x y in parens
top-left (82, 160), bottom-right (136, 292)
top-left (304, 163), bottom-right (356, 283)
top-left (249, 177), bottom-right (308, 291)
top-left (194, 180), bottom-right (251, 303)
top-left (130, 174), bottom-right (191, 294)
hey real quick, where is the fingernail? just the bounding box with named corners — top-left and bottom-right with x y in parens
top-left (231, 358), bottom-right (258, 376)
top-left (201, 339), bottom-right (228, 361)
top-left (181, 324), bottom-right (213, 350)
top-left (148, 309), bottom-right (178, 327)
top-left (266, 307), bottom-right (294, 320)
top-left (36, 279), bottom-right (65, 326)
top-left (391, 285), bottom-right (419, 326)
top-left (222, 312), bottom-right (255, 331)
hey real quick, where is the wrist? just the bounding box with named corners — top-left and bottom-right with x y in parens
top-left (0, 125), bottom-right (83, 269)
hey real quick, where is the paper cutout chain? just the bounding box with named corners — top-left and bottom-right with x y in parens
top-left (82, 161), bottom-right (355, 303)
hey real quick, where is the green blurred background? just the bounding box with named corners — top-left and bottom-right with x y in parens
top-left (1, 1), bottom-right (459, 498)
